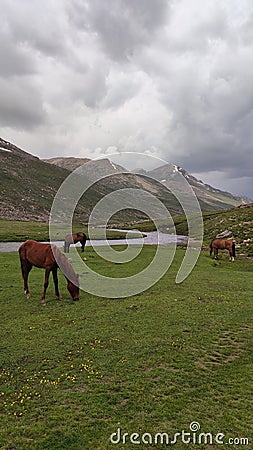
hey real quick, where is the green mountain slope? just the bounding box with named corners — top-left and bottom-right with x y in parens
top-left (0, 138), bottom-right (102, 222)
top-left (202, 204), bottom-right (253, 254)
top-left (172, 204), bottom-right (253, 255)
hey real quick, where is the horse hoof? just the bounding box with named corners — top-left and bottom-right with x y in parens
top-left (26, 294), bottom-right (30, 299)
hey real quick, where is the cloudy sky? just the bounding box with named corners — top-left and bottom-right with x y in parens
top-left (1, 0), bottom-right (253, 197)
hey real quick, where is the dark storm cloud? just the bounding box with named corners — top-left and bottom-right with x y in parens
top-left (1, 0), bottom-right (68, 59)
top-left (0, 0), bottom-right (64, 129)
top-left (67, 0), bottom-right (170, 61)
top-left (0, 0), bottom-right (252, 197)
top-left (143, 2), bottom-right (253, 193)
top-left (0, 28), bottom-right (35, 77)
top-left (0, 78), bottom-right (46, 128)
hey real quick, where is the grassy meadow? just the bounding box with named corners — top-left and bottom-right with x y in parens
top-left (0, 245), bottom-right (252, 449)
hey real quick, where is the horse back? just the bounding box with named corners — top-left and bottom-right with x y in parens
top-left (76, 231), bottom-right (86, 238)
top-left (19, 240), bottom-right (56, 268)
top-left (65, 232), bottom-right (86, 244)
top-left (210, 238), bottom-right (234, 250)
top-left (211, 238), bottom-right (226, 248)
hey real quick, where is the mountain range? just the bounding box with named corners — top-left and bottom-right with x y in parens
top-left (0, 137), bottom-right (251, 223)
top-left (45, 155), bottom-right (251, 211)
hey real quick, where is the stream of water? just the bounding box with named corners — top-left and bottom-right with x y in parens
top-left (0, 231), bottom-right (187, 252)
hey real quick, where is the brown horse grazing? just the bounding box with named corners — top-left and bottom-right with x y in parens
top-left (210, 239), bottom-right (235, 261)
top-left (19, 240), bottom-right (79, 305)
top-left (64, 232), bottom-right (87, 253)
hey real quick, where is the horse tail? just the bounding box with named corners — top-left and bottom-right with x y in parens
top-left (232, 242), bottom-right (236, 257)
top-left (210, 240), bottom-right (213, 256)
top-left (18, 242), bottom-right (25, 258)
top-left (18, 242), bottom-right (28, 273)
top-left (18, 240), bottom-right (32, 262)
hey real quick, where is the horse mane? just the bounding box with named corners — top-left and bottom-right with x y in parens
top-left (53, 245), bottom-right (79, 284)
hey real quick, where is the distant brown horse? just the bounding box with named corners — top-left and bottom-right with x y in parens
top-left (210, 239), bottom-right (235, 261)
top-left (64, 232), bottom-right (87, 253)
top-left (19, 240), bottom-right (79, 305)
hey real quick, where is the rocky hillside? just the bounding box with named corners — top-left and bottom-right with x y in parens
top-left (202, 203), bottom-right (253, 255)
top-left (45, 157), bottom-right (192, 217)
top-left (1, 138), bottom-right (171, 223)
top-left (0, 138), bottom-right (104, 221)
top-left (176, 203), bottom-right (253, 256)
top-left (43, 157), bottom-right (91, 171)
top-left (47, 157), bottom-right (250, 212)
top-left (146, 164), bottom-right (251, 210)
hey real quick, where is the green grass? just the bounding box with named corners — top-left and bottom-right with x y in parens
top-left (0, 220), bottom-right (143, 242)
top-left (0, 246), bottom-right (252, 449)
top-left (0, 219), bottom-right (50, 242)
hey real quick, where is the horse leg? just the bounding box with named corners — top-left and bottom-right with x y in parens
top-left (64, 241), bottom-right (69, 253)
top-left (41, 268), bottom-right (51, 306)
top-left (229, 250), bottom-right (234, 262)
top-left (232, 242), bottom-right (235, 261)
top-left (231, 242), bottom-right (235, 261)
top-left (64, 241), bottom-right (70, 253)
top-left (52, 266), bottom-right (62, 300)
top-left (214, 248), bottom-right (218, 260)
top-left (81, 235), bottom-right (87, 252)
top-left (20, 260), bottom-right (32, 298)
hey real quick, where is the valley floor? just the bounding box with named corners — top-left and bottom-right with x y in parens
top-left (0, 247), bottom-right (252, 449)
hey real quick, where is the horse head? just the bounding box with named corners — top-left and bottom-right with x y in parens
top-left (67, 274), bottom-right (80, 301)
